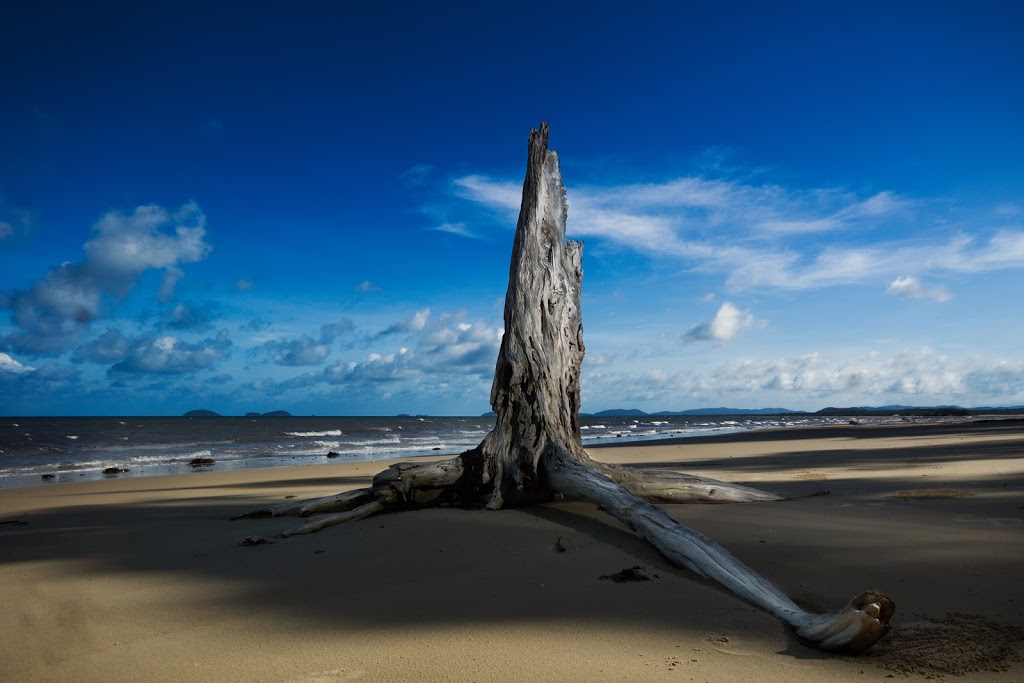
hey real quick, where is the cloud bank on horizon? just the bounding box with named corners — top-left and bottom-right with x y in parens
top-left (1, 2), bottom-right (1022, 415)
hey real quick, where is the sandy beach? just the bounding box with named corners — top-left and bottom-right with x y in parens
top-left (2, 420), bottom-right (1022, 682)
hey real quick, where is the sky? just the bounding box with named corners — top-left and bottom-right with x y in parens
top-left (1, 1), bottom-right (1023, 416)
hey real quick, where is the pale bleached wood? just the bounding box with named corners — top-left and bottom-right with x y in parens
top-left (544, 444), bottom-right (892, 653)
top-left (232, 122), bottom-right (893, 654)
top-left (591, 461), bottom-right (784, 503)
top-left (282, 498), bottom-right (390, 536)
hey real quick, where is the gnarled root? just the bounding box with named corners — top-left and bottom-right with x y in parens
top-left (590, 461), bottom-right (784, 504)
top-left (232, 454), bottom-right (468, 525)
top-left (543, 445), bottom-right (892, 653)
top-left (792, 590), bottom-right (895, 653)
top-left (282, 496), bottom-right (392, 536)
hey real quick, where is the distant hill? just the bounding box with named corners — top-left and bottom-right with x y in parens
top-left (589, 408), bottom-right (648, 417)
top-left (969, 406), bottom-right (1024, 413)
top-left (183, 409), bottom-right (221, 417)
top-left (815, 406), bottom-right (969, 417)
top-left (260, 410), bottom-right (293, 417)
top-left (655, 407), bottom-right (800, 416)
top-left (587, 407), bottom-right (800, 417)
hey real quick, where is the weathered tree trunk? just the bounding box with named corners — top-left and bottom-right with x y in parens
top-left (235, 123), bottom-right (893, 654)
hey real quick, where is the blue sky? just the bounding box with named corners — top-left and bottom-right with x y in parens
top-left (2, 1), bottom-right (1022, 416)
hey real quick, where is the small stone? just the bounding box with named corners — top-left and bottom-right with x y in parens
top-left (240, 536), bottom-right (269, 546)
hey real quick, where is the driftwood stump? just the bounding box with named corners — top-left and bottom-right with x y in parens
top-left (235, 123), bottom-right (893, 653)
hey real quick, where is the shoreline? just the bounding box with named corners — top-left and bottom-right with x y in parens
top-left (5, 414), bottom-right (1018, 492)
top-left (2, 420), bottom-right (1022, 681)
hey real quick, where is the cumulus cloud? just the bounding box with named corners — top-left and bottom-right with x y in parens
top-left (0, 351), bottom-right (33, 373)
top-left (886, 275), bottom-right (951, 302)
top-left (109, 330), bottom-right (231, 374)
top-left (257, 319), bottom-right (355, 366)
top-left (682, 302), bottom-right (758, 343)
top-left (416, 320), bottom-right (501, 376)
top-left (263, 310), bottom-right (503, 400)
top-left (74, 329), bottom-right (133, 363)
top-left (0, 362), bottom-right (81, 404)
top-left (264, 335), bottom-right (331, 366)
top-left (583, 346), bottom-right (1024, 410)
top-left (378, 308), bottom-right (431, 337)
top-left (2, 202), bottom-right (211, 356)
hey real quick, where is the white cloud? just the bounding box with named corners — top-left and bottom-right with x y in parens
top-left (108, 329), bottom-right (232, 374)
top-left (378, 307), bottom-right (431, 337)
top-left (433, 222), bottom-right (478, 239)
top-left (0, 352), bottom-right (33, 373)
top-left (886, 275), bottom-right (951, 302)
top-left (354, 280), bottom-right (382, 293)
top-left (582, 346), bottom-right (1024, 411)
top-left (262, 308), bottom-right (502, 402)
top-left (74, 329), bottom-right (133, 363)
top-left (2, 202), bottom-right (211, 355)
top-left (452, 175), bottom-right (522, 212)
top-left (266, 336), bottom-right (330, 366)
top-left (682, 302), bottom-right (758, 343)
top-left (445, 171), bottom-right (1023, 295)
top-left (85, 202), bottom-right (209, 279)
top-left (158, 267), bottom-right (184, 302)
top-left (256, 319), bottom-right (353, 366)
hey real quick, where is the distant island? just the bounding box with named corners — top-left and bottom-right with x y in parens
top-left (183, 409), bottom-right (221, 417)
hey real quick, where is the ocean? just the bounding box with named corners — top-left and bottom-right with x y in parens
top-left (0, 413), bottom-right (977, 490)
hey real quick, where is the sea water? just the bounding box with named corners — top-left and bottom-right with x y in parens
top-left (0, 413), bottom-right (974, 490)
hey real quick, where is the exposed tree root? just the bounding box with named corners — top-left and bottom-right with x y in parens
top-left (543, 444), bottom-right (892, 653)
top-left (589, 460), bottom-right (784, 504)
top-left (232, 122), bottom-right (893, 655)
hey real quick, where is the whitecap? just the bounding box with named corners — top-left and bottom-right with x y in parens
top-left (66, 435), bottom-right (79, 440)
top-left (285, 430), bottom-right (343, 437)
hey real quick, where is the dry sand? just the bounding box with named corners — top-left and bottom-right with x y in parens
top-left (1, 420), bottom-right (1022, 682)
